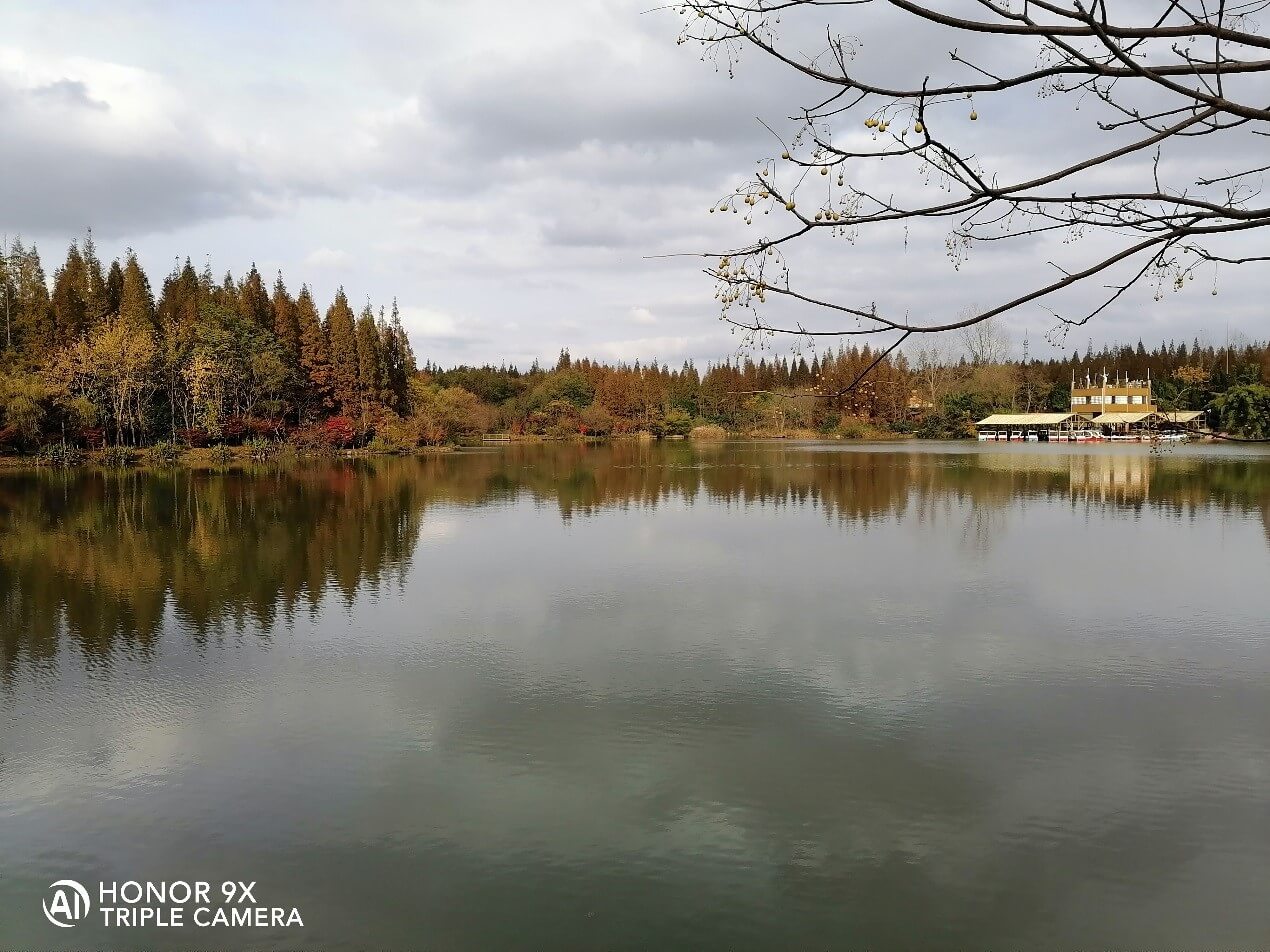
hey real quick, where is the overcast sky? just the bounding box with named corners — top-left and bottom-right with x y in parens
top-left (2, 1), bottom-right (1265, 368)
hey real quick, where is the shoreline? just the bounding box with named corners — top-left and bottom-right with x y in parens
top-left (0, 431), bottom-right (1235, 472)
top-left (1, 431), bottom-right (888, 469)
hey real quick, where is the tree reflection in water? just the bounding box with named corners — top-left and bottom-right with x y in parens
top-left (2, 443), bottom-right (1268, 677)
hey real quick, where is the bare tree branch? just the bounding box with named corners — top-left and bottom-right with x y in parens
top-left (672, 0), bottom-right (1270, 377)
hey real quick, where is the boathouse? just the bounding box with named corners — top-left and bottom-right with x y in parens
top-left (974, 412), bottom-right (1095, 441)
top-left (1159, 410), bottom-right (1206, 432)
top-left (973, 372), bottom-right (1206, 441)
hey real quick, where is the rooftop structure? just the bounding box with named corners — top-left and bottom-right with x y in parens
top-left (1070, 370), bottom-right (1157, 414)
top-left (974, 412), bottom-right (1099, 441)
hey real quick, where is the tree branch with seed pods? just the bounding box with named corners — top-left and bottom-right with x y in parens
top-left (670, 0), bottom-right (1270, 390)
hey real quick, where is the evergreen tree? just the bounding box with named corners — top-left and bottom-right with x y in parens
top-left (239, 264), bottom-right (272, 328)
top-left (0, 239), bottom-right (14, 351)
top-left (296, 285), bottom-right (332, 418)
top-left (11, 240), bottom-right (54, 357)
top-left (214, 271), bottom-right (238, 311)
top-left (378, 314), bottom-right (396, 407)
top-left (156, 259), bottom-right (204, 436)
top-left (165, 259), bottom-right (202, 325)
top-left (325, 287), bottom-right (359, 414)
top-left (378, 299), bottom-right (414, 410)
top-left (51, 242), bottom-right (89, 344)
top-left (271, 273), bottom-right (300, 360)
top-left (105, 260), bottom-right (124, 319)
top-left (118, 250), bottom-right (155, 329)
top-left (80, 229), bottom-right (108, 325)
top-left (198, 259), bottom-right (215, 299)
top-left (355, 302), bottom-right (385, 418)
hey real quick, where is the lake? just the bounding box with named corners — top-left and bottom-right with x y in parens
top-left (2, 441), bottom-right (1269, 950)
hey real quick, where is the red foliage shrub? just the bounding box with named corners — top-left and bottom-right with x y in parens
top-left (176, 428), bottom-right (211, 448)
top-left (78, 427), bottom-right (108, 448)
top-left (248, 418), bottom-right (286, 439)
top-left (221, 417), bottom-right (248, 444)
top-left (322, 416), bottom-right (355, 447)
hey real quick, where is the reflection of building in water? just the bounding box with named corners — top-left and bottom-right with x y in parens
top-left (1068, 454), bottom-right (1151, 504)
top-left (971, 449), bottom-right (1157, 506)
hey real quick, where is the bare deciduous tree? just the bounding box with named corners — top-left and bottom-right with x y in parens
top-left (912, 340), bottom-right (956, 406)
top-left (959, 315), bottom-right (1012, 366)
top-left (675, 1), bottom-right (1270, 366)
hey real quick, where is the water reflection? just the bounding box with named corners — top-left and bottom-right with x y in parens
top-left (1, 442), bottom-right (1268, 676)
top-left (0, 464), bottom-right (424, 676)
top-left (3, 442), bottom-right (1270, 949)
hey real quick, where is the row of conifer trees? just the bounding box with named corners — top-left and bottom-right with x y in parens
top-left (0, 232), bottom-right (414, 445)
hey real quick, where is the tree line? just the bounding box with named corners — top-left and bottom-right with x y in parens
top-left (2, 233), bottom-right (1268, 453)
top-left (0, 232), bottom-right (414, 450)
top-left (423, 332), bottom-right (1270, 440)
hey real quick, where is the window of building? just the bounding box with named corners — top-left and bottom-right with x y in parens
top-left (1131, 395), bottom-right (1144, 404)
top-left (1090, 395), bottom-right (1104, 404)
top-left (1072, 396), bottom-right (1086, 404)
top-left (1114, 395), bottom-right (1129, 404)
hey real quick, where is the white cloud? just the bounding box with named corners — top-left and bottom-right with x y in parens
top-left (590, 334), bottom-right (716, 365)
top-left (399, 307), bottom-right (461, 337)
top-left (304, 247), bottom-right (352, 270)
top-left (2, 1), bottom-right (1263, 368)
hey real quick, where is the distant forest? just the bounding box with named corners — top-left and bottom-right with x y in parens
top-left (1, 232), bottom-right (1268, 453)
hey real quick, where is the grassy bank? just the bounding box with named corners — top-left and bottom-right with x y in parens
top-left (0, 443), bottom-right (457, 471)
top-left (0, 428), bottom-right (922, 470)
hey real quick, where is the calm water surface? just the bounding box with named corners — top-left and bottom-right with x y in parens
top-left (2, 442), bottom-right (1270, 950)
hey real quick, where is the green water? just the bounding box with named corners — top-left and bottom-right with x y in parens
top-left (2, 441), bottom-right (1269, 949)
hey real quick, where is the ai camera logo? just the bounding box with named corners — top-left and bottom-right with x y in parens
top-left (44, 879), bottom-right (92, 928)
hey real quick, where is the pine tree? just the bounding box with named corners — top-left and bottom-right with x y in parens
top-left (296, 285), bottom-right (332, 419)
top-left (198, 259), bottom-right (215, 299)
top-left (325, 288), bottom-right (359, 415)
top-left (51, 242), bottom-right (89, 344)
top-left (214, 271), bottom-right (238, 310)
top-left (355, 302), bottom-right (385, 419)
top-left (239, 264), bottom-right (272, 328)
top-left (378, 314), bottom-right (399, 410)
top-left (271, 273), bottom-right (300, 360)
top-left (156, 259), bottom-right (203, 436)
top-left (118, 250), bottom-right (155, 329)
top-left (0, 238), bottom-right (14, 351)
top-left (105, 260), bottom-right (124, 319)
top-left (378, 298), bottom-right (414, 410)
top-left (396, 301), bottom-right (415, 379)
top-left (80, 228), bottom-right (108, 325)
top-left (11, 239), bottom-right (54, 357)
